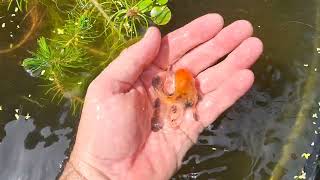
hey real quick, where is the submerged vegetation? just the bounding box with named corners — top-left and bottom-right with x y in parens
top-left (4, 0), bottom-right (172, 112)
top-left (8, 0), bottom-right (28, 11)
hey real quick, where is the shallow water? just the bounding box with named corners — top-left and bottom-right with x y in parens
top-left (0, 0), bottom-right (319, 179)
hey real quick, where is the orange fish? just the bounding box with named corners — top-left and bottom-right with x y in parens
top-left (165, 69), bottom-right (198, 106)
top-left (152, 69), bottom-right (199, 129)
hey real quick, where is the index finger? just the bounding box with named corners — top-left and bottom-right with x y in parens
top-left (154, 13), bottom-right (224, 69)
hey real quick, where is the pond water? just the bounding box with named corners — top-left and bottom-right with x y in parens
top-left (0, 0), bottom-right (320, 179)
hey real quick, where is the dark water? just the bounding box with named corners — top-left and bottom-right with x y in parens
top-left (0, 0), bottom-right (319, 179)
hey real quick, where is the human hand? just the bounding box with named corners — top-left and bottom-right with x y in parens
top-left (60, 14), bottom-right (263, 180)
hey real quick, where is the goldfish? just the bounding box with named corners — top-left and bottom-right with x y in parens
top-left (151, 68), bottom-right (199, 130)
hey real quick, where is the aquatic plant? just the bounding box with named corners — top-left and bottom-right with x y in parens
top-left (0, 0), bottom-right (43, 54)
top-left (108, 0), bottom-right (171, 37)
top-left (5, 0), bottom-right (172, 112)
top-left (7, 0), bottom-right (28, 11)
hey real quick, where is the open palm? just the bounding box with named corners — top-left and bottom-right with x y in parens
top-left (66, 14), bottom-right (263, 180)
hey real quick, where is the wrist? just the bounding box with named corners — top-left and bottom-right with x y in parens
top-left (60, 155), bottom-right (111, 180)
top-left (65, 148), bottom-right (173, 180)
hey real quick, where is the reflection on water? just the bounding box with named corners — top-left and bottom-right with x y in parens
top-left (0, 0), bottom-right (319, 179)
top-left (0, 117), bottom-right (71, 180)
top-left (168, 0), bottom-right (319, 179)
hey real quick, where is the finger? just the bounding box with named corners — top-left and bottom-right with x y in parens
top-left (93, 27), bottom-right (161, 94)
top-left (173, 20), bottom-right (253, 75)
top-left (197, 37), bottom-right (263, 94)
top-left (197, 69), bottom-right (254, 127)
top-left (154, 13), bottom-right (224, 69)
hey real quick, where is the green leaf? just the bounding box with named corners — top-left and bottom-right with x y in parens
top-left (150, 6), bottom-right (171, 25)
top-left (136, 0), bottom-right (154, 13)
top-left (156, 0), bottom-right (168, 5)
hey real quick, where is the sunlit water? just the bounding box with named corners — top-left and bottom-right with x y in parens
top-left (0, 0), bottom-right (320, 179)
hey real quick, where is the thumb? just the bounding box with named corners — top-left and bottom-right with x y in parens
top-left (93, 27), bottom-right (161, 94)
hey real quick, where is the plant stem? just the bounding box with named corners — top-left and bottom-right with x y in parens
top-left (89, 0), bottom-right (110, 22)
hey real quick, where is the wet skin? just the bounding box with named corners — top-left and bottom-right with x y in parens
top-left (61, 14), bottom-right (263, 180)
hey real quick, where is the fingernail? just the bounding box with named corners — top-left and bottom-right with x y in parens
top-left (144, 27), bottom-right (156, 38)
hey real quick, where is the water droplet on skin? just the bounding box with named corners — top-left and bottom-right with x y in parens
top-left (183, 32), bottom-right (189, 38)
top-left (199, 76), bottom-right (209, 86)
top-left (202, 100), bottom-right (214, 109)
top-left (162, 44), bottom-right (169, 50)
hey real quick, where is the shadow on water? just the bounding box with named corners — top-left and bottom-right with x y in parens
top-left (0, 0), bottom-right (320, 179)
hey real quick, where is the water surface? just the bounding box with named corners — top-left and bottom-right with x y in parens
top-left (0, 0), bottom-right (319, 179)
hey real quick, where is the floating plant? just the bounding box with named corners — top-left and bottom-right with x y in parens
top-left (108, 0), bottom-right (171, 37)
top-left (1, 0), bottom-right (173, 112)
